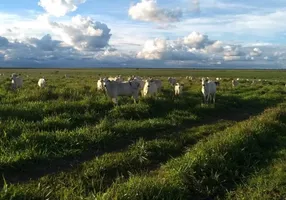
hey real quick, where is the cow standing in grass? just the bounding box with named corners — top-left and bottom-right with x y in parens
top-left (11, 73), bottom-right (23, 90)
top-left (148, 78), bottom-right (162, 91)
top-left (168, 77), bottom-right (177, 86)
top-left (103, 80), bottom-right (141, 105)
top-left (129, 76), bottom-right (145, 90)
top-left (97, 78), bottom-right (106, 91)
top-left (201, 78), bottom-right (216, 104)
top-left (143, 79), bottom-right (158, 97)
top-left (174, 83), bottom-right (184, 96)
top-left (38, 78), bottom-right (46, 88)
top-left (232, 79), bottom-right (238, 88)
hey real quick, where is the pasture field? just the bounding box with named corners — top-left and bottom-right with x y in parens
top-left (0, 68), bottom-right (286, 200)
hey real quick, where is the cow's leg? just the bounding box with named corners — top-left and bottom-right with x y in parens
top-left (213, 93), bottom-right (216, 104)
top-left (133, 93), bottom-right (139, 103)
top-left (203, 94), bottom-right (206, 104)
top-left (112, 97), bottom-right (118, 105)
top-left (207, 94), bottom-right (212, 104)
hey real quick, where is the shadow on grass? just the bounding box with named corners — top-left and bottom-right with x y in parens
top-left (0, 91), bottom-right (284, 187)
top-left (182, 112), bottom-right (286, 200)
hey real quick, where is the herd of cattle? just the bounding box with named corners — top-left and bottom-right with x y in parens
top-left (2, 73), bottom-right (284, 105)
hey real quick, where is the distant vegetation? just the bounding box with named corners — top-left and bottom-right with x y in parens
top-left (0, 69), bottom-right (286, 200)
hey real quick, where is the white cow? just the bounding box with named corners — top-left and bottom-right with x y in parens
top-left (232, 79), bottom-right (238, 87)
top-left (168, 77), bottom-right (177, 86)
top-left (97, 78), bottom-right (106, 91)
top-left (11, 73), bottom-right (23, 89)
top-left (130, 76), bottom-right (145, 90)
top-left (109, 75), bottom-right (123, 82)
top-left (174, 83), bottom-right (184, 96)
top-left (201, 78), bottom-right (216, 104)
top-left (143, 80), bottom-right (158, 97)
top-left (38, 78), bottom-right (46, 88)
top-left (103, 80), bottom-right (140, 105)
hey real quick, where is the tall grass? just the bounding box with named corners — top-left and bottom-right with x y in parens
top-left (97, 104), bottom-right (286, 200)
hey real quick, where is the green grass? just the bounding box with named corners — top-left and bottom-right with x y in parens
top-left (0, 68), bottom-right (286, 200)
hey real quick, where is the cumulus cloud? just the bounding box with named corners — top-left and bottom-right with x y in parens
top-left (183, 31), bottom-right (212, 49)
top-left (249, 47), bottom-right (262, 56)
top-left (136, 31), bottom-right (226, 62)
top-left (205, 40), bottom-right (224, 53)
top-left (0, 26), bottom-right (284, 68)
top-left (223, 46), bottom-right (246, 61)
top-left (27, 34), bottom-right (61, 51)
top-left (0, 34), bottom-right (134, 67)
top-left (128, 0), bottom-right (182, 23)
top-left (38, 0), bottom-right (86, 17)
top-left (0, 34), bottom-right (76, 63)
top-left (137, 36), bottom-right (208, 61)
top-left (50, 15), bottom-right (112, 51)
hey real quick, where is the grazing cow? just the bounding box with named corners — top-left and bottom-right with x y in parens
top-left (232, 79), bottom-right (238, 87)
top-left (174, 83), bottom-right (184, 96)
top-left (103, 80), bottom-right (140, 105)
top-left (168, 77), bottom-right (177, 86)
top-left (143, 79), bottom-right (158, 97)
top-left (11, 73), bottom-right (23, 89)
top-left (201, 78), bottom-right (216, 104)
top-left (38, 78), bottom-right (46, 88)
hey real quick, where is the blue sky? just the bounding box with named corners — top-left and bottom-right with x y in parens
top-left (0, 0), bottom-right (286, 68)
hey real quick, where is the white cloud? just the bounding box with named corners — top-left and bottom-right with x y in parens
top-left (38, 0), bottom-right (86, 17)
top-left (0, 12), bottom-right (54, 41)
top-left (183, 31), bottom-right (211, 48)
top-left (136, 32), bottom-right (223, 61)
top-left (223, 46), bottom-right (246, 61)
top-left (205, 40), bottom-right (224, 53)
top-left (249, 47), bottom-right (262, 56)
top-left (136, 31), bottom-right (227, 63)
top-left (50, 15), bottom-right (112, 51)
top-left (128, 0), bottom-right (182, 23)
